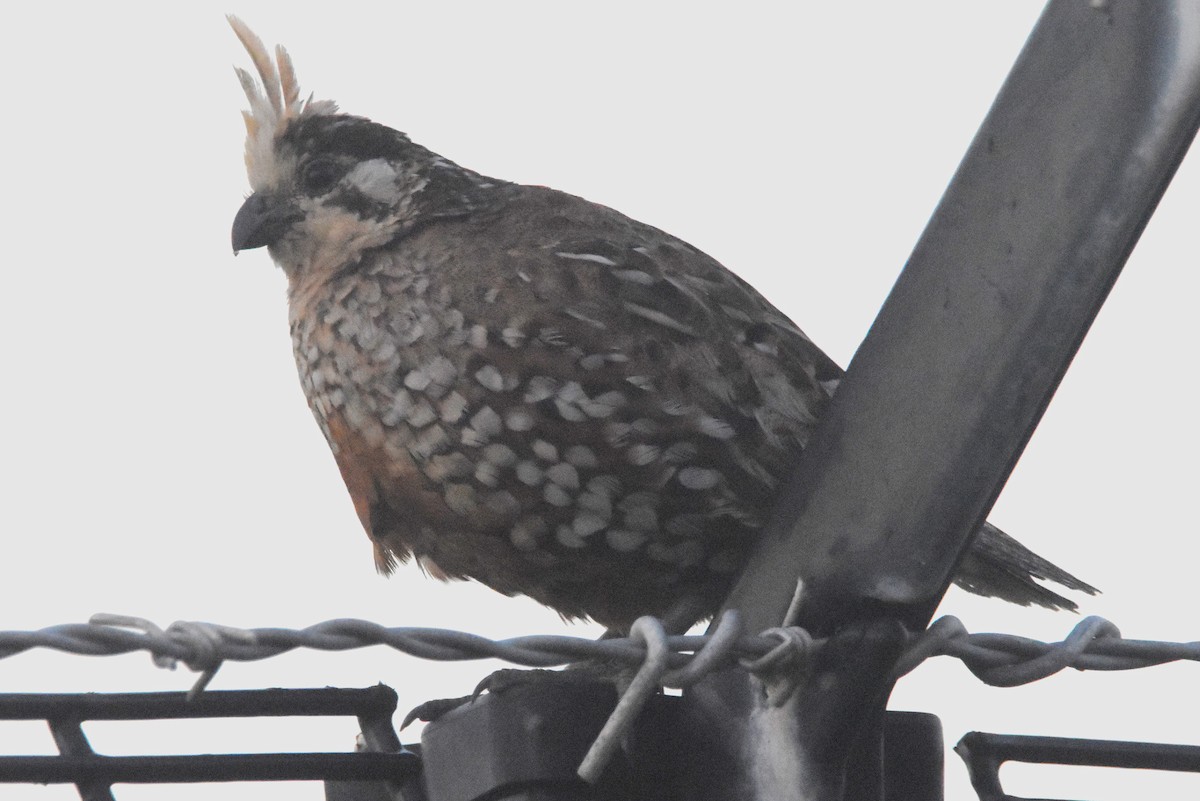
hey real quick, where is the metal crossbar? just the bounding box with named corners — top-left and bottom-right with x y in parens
top-left (0, 687), bottom-right (420, 800)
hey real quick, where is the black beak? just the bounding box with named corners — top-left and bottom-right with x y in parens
top-left (232, 193), bottom-right (299, 253)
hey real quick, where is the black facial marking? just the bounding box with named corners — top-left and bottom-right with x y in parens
top-left (301, 156), bottom-right (343, 195)
top-left (330, 187), bottom-right (393, 221)
top-left (281, 113), bottom-right (505, 238)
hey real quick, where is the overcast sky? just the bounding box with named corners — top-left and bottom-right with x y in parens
top-left (1, 3), bottom-right (1197, 799)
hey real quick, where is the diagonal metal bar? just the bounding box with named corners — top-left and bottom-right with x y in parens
top-left (45, 718), bottom-right (113, 801)
top-left (730, 0), bottom-right (1200, 638)
top-left (685, 2), bottom-right (1200, 799)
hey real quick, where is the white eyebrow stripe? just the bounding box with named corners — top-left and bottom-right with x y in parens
top-left (346, 159), bottom-right (399, 201)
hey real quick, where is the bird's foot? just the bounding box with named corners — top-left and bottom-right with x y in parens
top-left (401, 694), bottom-right (475, 729)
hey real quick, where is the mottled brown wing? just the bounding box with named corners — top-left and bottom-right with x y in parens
top-left (306, 186), bottom-right (840, 627)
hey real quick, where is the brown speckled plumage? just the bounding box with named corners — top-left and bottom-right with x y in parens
top-left (230, 20), bottom-right (1096, 631)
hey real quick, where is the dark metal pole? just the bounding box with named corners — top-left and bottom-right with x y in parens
top-left (686, 2), bottom-right (1200, 798)
top-left (734, 0), bottom-right (1200, 638)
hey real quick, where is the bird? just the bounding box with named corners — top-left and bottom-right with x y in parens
top-left (228, 18), bottom-right (1096, 634)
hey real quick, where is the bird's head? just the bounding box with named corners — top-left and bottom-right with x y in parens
top-left (229, 17), bottom-right (496, 281)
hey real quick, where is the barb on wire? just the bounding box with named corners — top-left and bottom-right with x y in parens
top-left (578, 614), bottom-right (677, 784)
top-left (89, 615), bottom-right (262, 699)
top-left (890, 615), bottom-right (1200, 686)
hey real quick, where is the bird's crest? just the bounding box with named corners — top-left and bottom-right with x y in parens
top-left (228, 16), bottom-right (337, 191)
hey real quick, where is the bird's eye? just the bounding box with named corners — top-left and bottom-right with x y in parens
top-left (301, 158), bottom-right (341, 194)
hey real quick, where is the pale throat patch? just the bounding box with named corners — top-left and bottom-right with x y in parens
top-left (286, 202), bottom-right (397, 280)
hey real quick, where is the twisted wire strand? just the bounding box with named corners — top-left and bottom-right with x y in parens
top-left (1, 613), bottom-right (1197, 693)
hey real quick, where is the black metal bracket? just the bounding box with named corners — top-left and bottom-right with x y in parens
top-left (956, 732), bottom-right (1200, 801)
top-left (0, 686), bottom-right (420, 800)
top-left (418, 677), bottom-right (946, 801)
top-left (419, 681), bottom-right (619, 801)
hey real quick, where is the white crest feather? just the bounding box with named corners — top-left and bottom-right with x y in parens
top-left (228, 16), bottom-right (337, 191)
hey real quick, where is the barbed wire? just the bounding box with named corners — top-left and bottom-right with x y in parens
top-left (2, 611), bottom-right (1196, 691)
top-left (4, 611), bottom-right (1197, 783)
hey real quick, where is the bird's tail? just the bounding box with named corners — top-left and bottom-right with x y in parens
top-left (954, 522), bottom-right (1098, 611)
